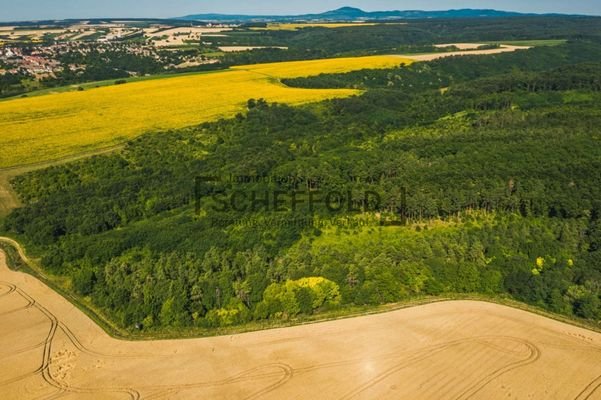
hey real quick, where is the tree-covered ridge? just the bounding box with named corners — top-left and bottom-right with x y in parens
top-left (4, 41), bottom-right (601, 330)
top-left (282, 40), bottom-right (601, 91)
top-left (5, 16), bottom-right (601, 98)
top-left (216, 17), bottom-right (601, 62)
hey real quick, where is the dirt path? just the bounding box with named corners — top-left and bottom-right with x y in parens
top-left (1, 249), bottom-right (601, 400)
top-left (402, 45), bottom-right (530, 62)
top-left (0, 144), bottom-right (123, 217)
top-left (0, 174), bottom-right (19, 217)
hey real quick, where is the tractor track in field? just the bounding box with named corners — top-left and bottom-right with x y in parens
top-left (336, 336), bottom-right (541, 400)
top-left (574, 374), bottom-right (601, 400)
top-left (3, 274), bottom-right (547, 400)
top-left (2, 245), bottom-right (601, 400)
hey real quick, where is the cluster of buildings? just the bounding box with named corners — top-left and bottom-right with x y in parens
top-left (0, 22), bottom-right (234, 80)
top-left (0, 41), bottom-right (214, 79)
top-left (0, 47), bottom-right (61, 77)
top-left (0, 43), bottom-right (103, 78)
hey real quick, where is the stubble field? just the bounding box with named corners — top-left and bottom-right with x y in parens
top-left (1, 250), bottom-right (600, 400)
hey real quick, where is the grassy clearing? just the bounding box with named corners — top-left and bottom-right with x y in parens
top-left (0, 172), bottom-right (20, 218)
top-left (488, 39), bottom-right (567, 47)
top-left (0, 55), bottom-right (411, 169)
top-left (0, 144), bottom-right (123, 217)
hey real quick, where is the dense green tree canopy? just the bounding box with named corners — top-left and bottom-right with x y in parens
top-left (4, 40), bottom-right (601, 330)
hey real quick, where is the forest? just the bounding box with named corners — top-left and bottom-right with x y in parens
top-left (216, 16), bottom-right (601, 64)
top-left (5, 15), bottom-right (601, 99)
top-left (0, 71), bottom-right (26, 97)
top-left (282, 40), bottom-right (601, 91)
top-left (3, 39), bottom-right (601, 331)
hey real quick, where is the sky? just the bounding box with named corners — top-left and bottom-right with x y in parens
top-left (0, 0), bottom-right (599, 22)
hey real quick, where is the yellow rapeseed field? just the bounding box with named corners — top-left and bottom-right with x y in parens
top-left (232, 55), bottom-right (410, 78)
top-left (0, 55), bottom-right (412, 168)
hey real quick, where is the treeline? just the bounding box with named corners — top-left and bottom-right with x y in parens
top-left (282, 40), bottom-right (601, 91)
top-left (48, 48), bottom-right (163, 86)
top-left (286, 215), bottom-right (600, 319)
top-left (4, 41), bottom-right (601, 329)
top-left (12, 46), bottom-right (209, 94)
top-left (449, 64), bottom-right (601, 96)
top-left (218, 44), bottom-right (447, 67)
top-left (209, 17), bottom-right (601, 63)
top-left (0, 72), bottom-right (27, 98)
top-left (64, 214), bottom-right (601, 328)
top-left (12, 16), bottom-right (601, 95)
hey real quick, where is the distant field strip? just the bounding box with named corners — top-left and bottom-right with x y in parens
top-left (403, 44), bottom-right (530, 62)
top-left (0, 55), bottom-right (410, 168)
top-left (486, 39), bottom-right (567, 47)
top-left (232, 55), bottom-right (409, 78)
top-left (250, 23), bottom-right (385, 31)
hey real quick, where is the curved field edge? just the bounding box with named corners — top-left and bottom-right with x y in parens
top-left (0, 55), bottom-right (410, 170)
top-left (0, 144), bottom-right (123, 218)
top-left (0, 46), bottom-right (529, 170)
top-left (1, 237), bottom-right (599, 341)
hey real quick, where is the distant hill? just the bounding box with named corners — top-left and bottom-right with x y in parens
top-left (178, 7), bottom-right (546, 22)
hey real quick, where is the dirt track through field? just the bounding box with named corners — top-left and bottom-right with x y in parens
top-left (1, 251), bottom-right (601, 399)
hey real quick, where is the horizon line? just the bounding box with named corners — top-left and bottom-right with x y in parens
top-left (1, 7), bottom-right (600, 24)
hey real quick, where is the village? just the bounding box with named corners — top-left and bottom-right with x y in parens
top-left (0, 22), bottom-right (234, 79)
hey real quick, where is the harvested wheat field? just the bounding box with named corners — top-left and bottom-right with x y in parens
top-left (404, 44), bottom-right (530, 62)
top-left (145, 27), bottom-right (232, 47)
top-left (0, 55), bottom-right (410, 169)
top-left (1, 251), bottom-right (600, 400)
